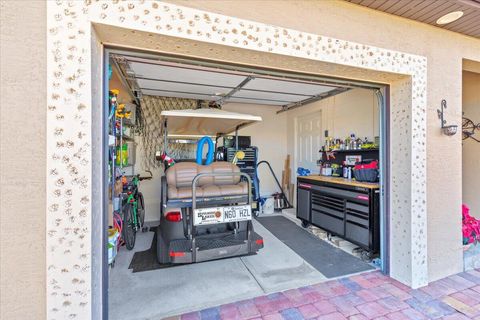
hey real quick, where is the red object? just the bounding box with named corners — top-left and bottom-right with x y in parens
top-left (357, 195), bottom-right (369, 201)
top-left (160, 152), bottom-right (176, 168)
top-left (354, 160), bottom-right (378, 170)
top-left (298, 183), bottom-right (312, 189)
top-left (463, 204), bottom-right (480, 245)
top-left (165, 211), bottom-right (182, 222)
top-left (169, 251), bottom-right (186, 257)
top-left (255, 239), bottom-right (264, 245)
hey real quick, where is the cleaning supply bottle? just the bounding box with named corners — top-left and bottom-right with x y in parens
top-left (116, 144), bottom-right (128, 166)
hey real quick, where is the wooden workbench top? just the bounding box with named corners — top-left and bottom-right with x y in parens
top-left (298, 175), bottom-right (380, 189)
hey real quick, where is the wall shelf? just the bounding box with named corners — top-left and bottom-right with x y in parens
top-left (328, 148), bottom-right (379, 153)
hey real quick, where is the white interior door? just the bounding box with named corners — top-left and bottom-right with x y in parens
top-left (296, 112), bottom-right (322, 173)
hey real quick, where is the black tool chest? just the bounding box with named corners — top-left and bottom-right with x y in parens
top-left (297, 177), bottom-right (380, 253)
top-left (226, 147), bottom-right (260, 205)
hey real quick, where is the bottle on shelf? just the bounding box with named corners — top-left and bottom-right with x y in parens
top-left (342, 161), bottom-right (348, 178)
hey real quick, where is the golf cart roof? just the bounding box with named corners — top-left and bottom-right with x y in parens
top-left (161, 108), bottom-right (262, 136)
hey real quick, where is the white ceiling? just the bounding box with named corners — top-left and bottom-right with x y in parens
top-left (124, 58), bottom-right (342, 106)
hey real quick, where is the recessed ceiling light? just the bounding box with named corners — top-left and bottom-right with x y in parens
top-left (436, 11), bottom-right (464, 25)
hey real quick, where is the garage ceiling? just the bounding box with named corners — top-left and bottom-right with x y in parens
top-left (114, 56), bottom-right (347, 108)
top-left (345, 0), bottom-right (480, 39)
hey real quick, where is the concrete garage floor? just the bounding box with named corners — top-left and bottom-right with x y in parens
top-left (109, 218), bottom-right (333, 319)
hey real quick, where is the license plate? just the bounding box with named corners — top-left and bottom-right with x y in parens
top-left (194, 205), bottom-right (251, 226)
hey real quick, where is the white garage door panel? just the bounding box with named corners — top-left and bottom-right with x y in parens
top-left (137, 79), bottom-right (232, 96)
top-left (233, 89), bottom-right (310, 102)
top-left (243, 78), bottom-right (336, 96)
top-left (226, 97), bottom-right (286, 105)
top-left (142, 89), bottom-right (218, 101)
top-left (130, 61), bottom-right (246, 87)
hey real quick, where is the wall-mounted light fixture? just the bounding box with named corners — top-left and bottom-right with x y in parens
top-left (437, 99), bottom-right (458, 136)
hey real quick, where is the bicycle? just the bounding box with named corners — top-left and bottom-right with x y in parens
top-left (121, 171), bottom-right (153, 250)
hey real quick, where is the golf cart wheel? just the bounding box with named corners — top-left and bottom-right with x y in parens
top-left (122, 204), bottom-right (136, 250)
top-left (156, 226), bottom-right (170, 264)
top-left (301, 220), bottom-right (310, 228)
top-left (137, 192), bottom-right (145, 230)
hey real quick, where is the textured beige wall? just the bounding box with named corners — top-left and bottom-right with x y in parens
top-left (286, 89), bottom-right (379, 176)
top-left (0, 1), bottom-right (46, 319)
top-left (463, 71), bottom-right (480, 217)
top-left (168, 0), bottom-right (480, 283)
top-left (223, 103), bottom-right (288, 196)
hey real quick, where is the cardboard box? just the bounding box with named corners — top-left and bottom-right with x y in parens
top-left (108, 202), bottom-right (113, 227)
top-left (114, 180), bottom-right (123, 195)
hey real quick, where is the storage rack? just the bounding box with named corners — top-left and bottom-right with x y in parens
top-left (108, 90), bottom-right (136, 265)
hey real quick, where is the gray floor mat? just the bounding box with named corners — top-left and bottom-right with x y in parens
top-left (256, 215), bottom-right (374, 278)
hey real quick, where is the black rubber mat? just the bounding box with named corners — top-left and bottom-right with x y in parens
top-left (256, 215), bottom-right (374, 278)
top-left (128, 228), bottom-right (257, 273)
top-left (128, 227), bottom-right (183, 273)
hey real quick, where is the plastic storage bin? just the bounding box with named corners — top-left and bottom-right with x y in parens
top-left (108, 228), bottom-right (119, 264)
top-left (262, 197), bottom-right (275, 214)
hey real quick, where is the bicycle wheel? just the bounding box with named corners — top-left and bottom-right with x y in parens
top-left (122, 204), bottom-right (136, 250)
top-left (137, 192), bottom-right (145, 229)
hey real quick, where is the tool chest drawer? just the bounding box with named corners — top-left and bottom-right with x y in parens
top-left (345, 221), bottom-right (369, 248)
top-left (345, 212), bottom-right (368, 227)
top-left (296, 187), bottom-right (311, 221)
top-left (312, 210), bottom-right (344, 236)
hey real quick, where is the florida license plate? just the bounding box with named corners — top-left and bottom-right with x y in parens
top-left (194, 205), bottom-right (251, 226)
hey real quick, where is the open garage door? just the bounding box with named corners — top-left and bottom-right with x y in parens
top-left (104, 48), bottom-right (388, 319)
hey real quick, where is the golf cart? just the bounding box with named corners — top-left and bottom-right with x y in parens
top-left (156, 108), bottom-right (264, 264)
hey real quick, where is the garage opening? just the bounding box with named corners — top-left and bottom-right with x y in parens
top-left (462, 62), bottom-right (480, 270)
top-left (105, 48), bottom-right (388, 319)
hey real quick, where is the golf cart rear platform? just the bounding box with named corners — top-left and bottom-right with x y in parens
top-left (163, 230), bottom-right (264, 263)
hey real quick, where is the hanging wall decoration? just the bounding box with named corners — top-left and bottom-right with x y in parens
top-left (437, 99), bottom-right (458, 136)
top-left (463, 116), bottom-right (480, 142)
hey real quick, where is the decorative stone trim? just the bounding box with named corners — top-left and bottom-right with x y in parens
top-left (46, 1), bottom-right (427, 318)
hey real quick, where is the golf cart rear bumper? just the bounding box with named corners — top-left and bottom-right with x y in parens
top-left (168, 232), bottom-right (264, 264)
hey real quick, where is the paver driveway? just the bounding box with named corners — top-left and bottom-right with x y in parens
top-left (173, 269), bottom-right (480, 320)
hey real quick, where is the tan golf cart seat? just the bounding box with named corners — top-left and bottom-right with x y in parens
top-left (166, 162), bottom-right (249, 200)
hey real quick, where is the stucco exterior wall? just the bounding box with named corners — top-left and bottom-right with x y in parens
top-left (3, 0), bottom-right (479, 318)
top-left (168, 0), bottom-right (480, 283)
top-left (48, 5), bottom-right (430, 318)
top-left (0, 1), bottom-right (46, 319)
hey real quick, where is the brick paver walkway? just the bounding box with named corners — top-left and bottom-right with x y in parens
top-left (173, 269), bottom-right (480, 320)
